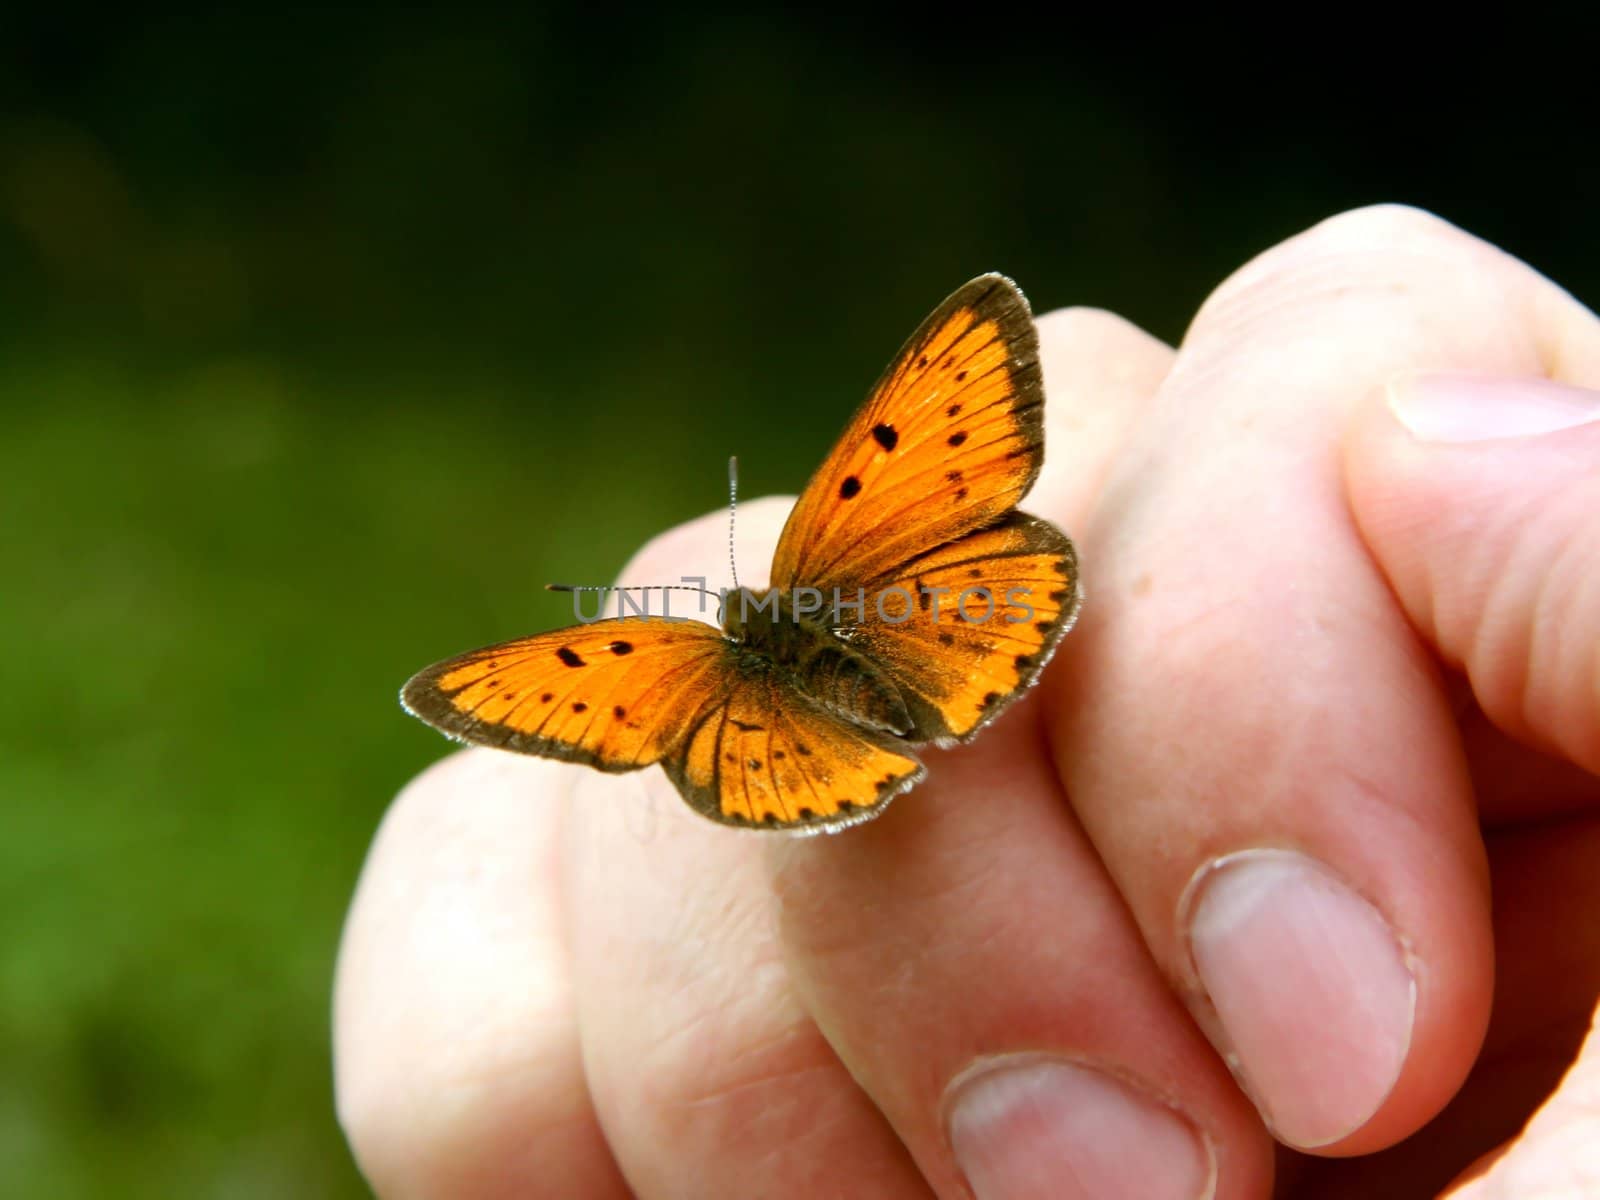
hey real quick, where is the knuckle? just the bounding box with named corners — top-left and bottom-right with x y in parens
top-left (1193, 203), bottom-right (1482, 334)
top-left (1301, 203), bottom-right (1466, 252)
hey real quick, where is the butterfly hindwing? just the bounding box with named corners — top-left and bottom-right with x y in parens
top-left (770, 273), bottom-right (1044, 593)
top-left (849, 512), bottom-right (1081, 743)
top-left (666, 672), bottom-right (925, 833)
top-left (401, 618), bottom-right (733, 770)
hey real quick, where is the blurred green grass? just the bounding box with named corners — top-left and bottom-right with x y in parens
top-left (0, 350), bottom-right (750, 1197)
top-left (1, 10), bottom-right (1596, 1197)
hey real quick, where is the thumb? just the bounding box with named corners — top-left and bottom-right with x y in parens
top-left (1345, 373), bottom-right (1600, 779)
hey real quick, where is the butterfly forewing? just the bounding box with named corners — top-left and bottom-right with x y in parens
top-left (401, 618), bottom-right (732, 769)
top-left (770, 273), bottom-right (1044, 592)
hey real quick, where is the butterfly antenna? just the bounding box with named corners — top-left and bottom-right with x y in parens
top-left (545, 583), bottom-right (721, 598)
top-left (727, 455), bottom-right (740, 590)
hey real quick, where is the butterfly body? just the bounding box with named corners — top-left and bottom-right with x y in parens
top-left (402, 273), bottom-right (1081, 834)
top-left (722, 587), bottom-right (915, 737)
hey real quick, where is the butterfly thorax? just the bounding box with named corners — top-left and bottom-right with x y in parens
top-left (722, 587), bottom-right (913, 737)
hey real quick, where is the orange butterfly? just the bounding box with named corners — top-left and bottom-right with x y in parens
top-left (401, 274), bottom-right (1080, 833)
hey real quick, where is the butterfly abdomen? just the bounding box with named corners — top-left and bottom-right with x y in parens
top-left (724, 587), bottom-right (913, 737)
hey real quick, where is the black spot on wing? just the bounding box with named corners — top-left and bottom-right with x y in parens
top-left (947, 432), bottom-right (967, 447)
top-left (557, 647), bottom-right (584, 668)
top-left (872, 423), bottom-right (898, 450)
top-left (840, 476), bottom-right (862, 499)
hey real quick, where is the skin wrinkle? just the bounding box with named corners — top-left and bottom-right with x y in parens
top-left (1498, 500), bottom-right (1551, 736)
top-left (622, 1028), bottom-right (920, 1198)
top-left (670, 1031), bottom-right (841, 1115)
top-left (619, 920), bottom-right (794, 1046)
top-left (1527, 522), bottom-right (1577, 746)
top-left (1560, 564), bottom-right (1600, 766)
top-left (1470, 497), bottom-right (1557, 756)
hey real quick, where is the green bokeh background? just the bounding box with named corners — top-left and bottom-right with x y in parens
top-left (2, 12), bottom-right (1595, 1197)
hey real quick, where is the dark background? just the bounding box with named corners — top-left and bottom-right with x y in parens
top-left (2, 10), bottom-right (1594, 1197)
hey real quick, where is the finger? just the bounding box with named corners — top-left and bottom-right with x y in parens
top-left (334, 750), bottom-right (629, 1199)
top-left (564, 497), bottom-right (934, 1199)
top-left (1344, 372), bottom-right (1600, 784)
top-left (1026, 305), bottom-right (1177, 518)
top-left (770, 708), bottom-right (1271, 1200)
top-left (1049, 206), bottom-right (1600, 1155)
top-left (771, 312), bottom-right (1279, 1199)
top-left (1268, 815), bottom-right (1600, 1199)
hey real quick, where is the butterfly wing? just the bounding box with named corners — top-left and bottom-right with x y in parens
top-left (848, 511), bottom-right (1080, 743)
top-left (402, 615), bottom-right (923, 833)
top-left (665, 670), bottom-right (925, 833)
top-left (768, 272), bottom-right (1078, 745)
top-left (769, 273), bottom-right (1044, 592)
top-left (400, 617), bottom-right (734, 770)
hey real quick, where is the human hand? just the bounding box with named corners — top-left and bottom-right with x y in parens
top-left (335, 207), bottom-right (1600, 1199)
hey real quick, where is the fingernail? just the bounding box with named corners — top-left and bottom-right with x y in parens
top-left (1388, 372), bottom-right (1600, 442)
top-left (948, 1056), bottom-right (1214, 1200)
top-left (1182, 849), bottom-right (1415, 1148)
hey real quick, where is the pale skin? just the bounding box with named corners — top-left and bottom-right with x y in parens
top-left (335, 207), bottom-right (1600, 1199)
